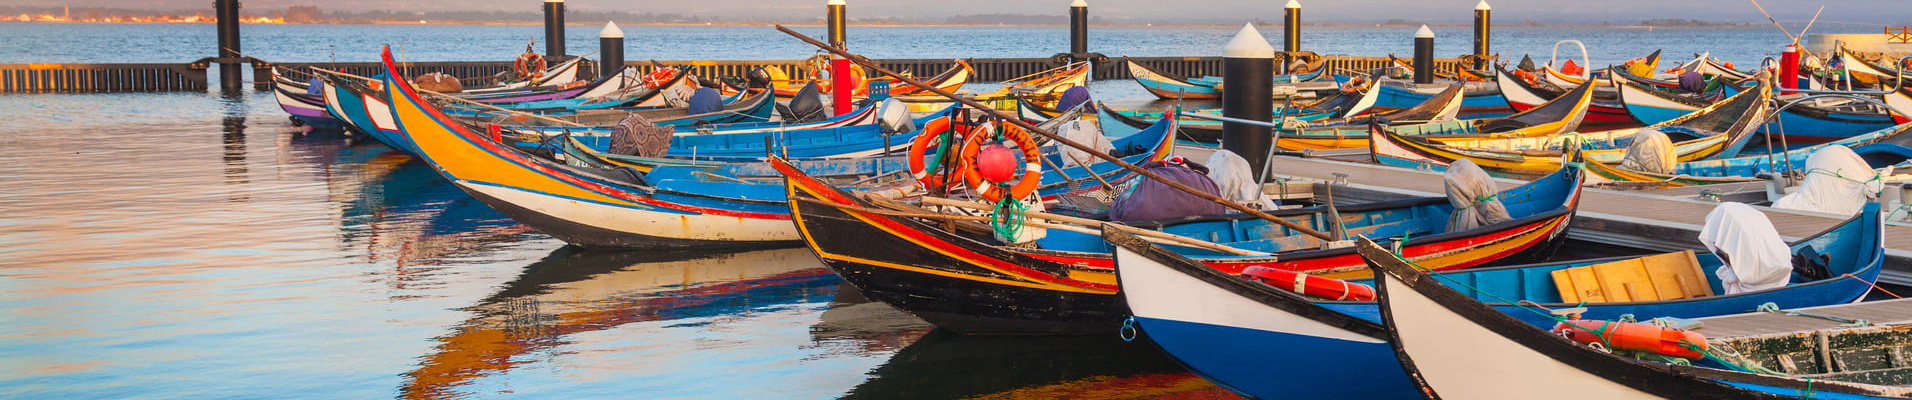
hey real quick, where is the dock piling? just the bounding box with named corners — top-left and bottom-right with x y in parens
top-left (214, 0), bottom-right (242, 92)
top-left (544, 0), bottom-right (566, 59)
top-left (600, 22), bottom-right (624, 78)
top-left (1473, 1), bottom-right (1492, 70)
top-left (1223, 24), bottom-right (1276, 176)
top-left (1283, 0), bottom-right (1300, 73)
top-left (1413, 25), bottom-right (1434, 84)
top-left (828, 0), bottom-right (851, 116)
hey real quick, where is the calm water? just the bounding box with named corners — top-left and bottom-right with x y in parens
top-left (0, 23), bottom-right (1747, 399)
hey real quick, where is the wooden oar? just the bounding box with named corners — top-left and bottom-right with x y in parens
top-left (774, 25), bottom-right (1335, 242)
top-left (918, 197), bottom-right (1272, 256)
top-left (312, 67), bottom-right (590, 128)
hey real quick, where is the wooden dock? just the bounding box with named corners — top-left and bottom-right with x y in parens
top-left (1255, 156), bottom-right (1912, 285)
top-left (1694, 298), bottom-right (1912, 339)
top-left (0, 55), bottom-right (1460, 94)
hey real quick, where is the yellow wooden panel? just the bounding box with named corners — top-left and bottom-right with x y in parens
top-left (1553, 267), bottom-right (1607, 303)
top-left (1555, 250), bottom-right (1709, 303)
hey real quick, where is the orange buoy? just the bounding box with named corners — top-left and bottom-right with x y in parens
top-left (1240, 266), bottom-right (1375, 301)
top-left (1551, 320), bottom-right (1707, 359)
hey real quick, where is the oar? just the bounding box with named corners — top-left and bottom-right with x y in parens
top-left (774, 24), bottom-right (1335, 242)
top-left (312, 67), bottom-right (590, 128)
top-left (917, 197), bottom-right (1272, 256)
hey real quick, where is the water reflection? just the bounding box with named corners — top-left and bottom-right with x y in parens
top-left (839, 329), bottom-right (1241, 400)
top-left (403, 248), bottom-right (840, 399)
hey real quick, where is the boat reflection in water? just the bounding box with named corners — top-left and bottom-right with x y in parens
top-left (836, 324), bottom-right (1244, 400)
top-left (312, 144), bottom-right (534, 269)
top-left (402, 247), bottom-right (841, 399)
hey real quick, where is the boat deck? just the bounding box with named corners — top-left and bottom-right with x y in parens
top-left (1692, 298), bottom-right (1912, 339)
top-left (1251, 155), bottom-right (1912, 285)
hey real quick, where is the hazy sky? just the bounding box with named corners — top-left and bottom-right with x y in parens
top-left (15, 0), bottom-right (1906, 24)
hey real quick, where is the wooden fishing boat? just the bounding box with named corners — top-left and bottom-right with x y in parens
top-left (379, 45), bottom-right (893, 249)
top-left (1362, 217), bottom-right (1906, 400)
top-left (750, 61), bottom-right (971, 100)
top-left (318, 74), bottom-right (410, 153)
top-left (1618, 72), bottom-right (1902, 144)
top-left (271, 73), bottom-right (346, 130)
top-left (1125, 57), bottom-right (1218, 100)
top-left (1497, 65), bottom-right (1638, 124)
top-left (1277, 77), bottom-right (1595, 152)
top-left (1373, 78), bottom-right (1776, 178)
top-left (1099, 76), bottom-right (1381, 145)
top-left (778, 155), bottom-right (1583, 335)
top-left (1582, 122), bottom-right (1912, 187)
top-left (471, 88), bottom-right (776, 128)
top-left (1371, 79), bottom-right (1512, 114)
top-left (1106, 204), bottom-right (1884, 400)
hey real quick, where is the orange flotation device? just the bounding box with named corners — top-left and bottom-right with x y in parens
top-left (642, 67), bottom-right (677, 89)
top-left (1240, 266), bottom-right (1375, 301)
top-left (907, 116), bottom-right (972, 189)
top-left (514, 52), bottom-right (547, 79)
top-left (1551, 320), bottom-right (1707, 359)
top-left (959, 121), bottom-right (1043, 203)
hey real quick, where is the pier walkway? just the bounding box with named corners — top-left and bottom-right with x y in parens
top-left (1258, 156), bottom-right (1912, 285)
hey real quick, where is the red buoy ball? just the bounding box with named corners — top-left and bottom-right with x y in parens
top-left (976, 144), bottom-right (1020, 183)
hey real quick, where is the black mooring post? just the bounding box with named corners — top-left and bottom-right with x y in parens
top-left (1223, 24), bottom-right (1275, 176)
top-left (544, 0), bottom-right (566, 58)
top-left (1070, 0), bottom-right (1088, 57)
top-left (1413, 25), bottom-right (1434, 84)
top-left (215, 0), bottom-right (242, 92)
top-left (1283, 0), bottom-right (1300, 73)
top-left (1474, 1), bottom-right (1492, 70)
top-left (826, 0), bottom-right (847, 48)
top-left (599, 22), bottom-right (624, 78)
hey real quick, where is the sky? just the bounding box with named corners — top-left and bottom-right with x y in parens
top-left (13, 0), bottom-right (1907, 25)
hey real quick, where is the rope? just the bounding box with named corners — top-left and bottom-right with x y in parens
top-left (1757, 301), bottom-right (1875, 327)
top-left (991, 189), bottom-right (1029, 242)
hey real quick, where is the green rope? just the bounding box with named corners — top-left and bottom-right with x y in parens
top-left (1456, 193), bottom-right (1502, 211)
top-left (991, 187), bottom-right (1028, 242)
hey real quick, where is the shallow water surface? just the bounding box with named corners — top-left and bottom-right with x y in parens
top-left (0, 91), bottom-right (1235, 399)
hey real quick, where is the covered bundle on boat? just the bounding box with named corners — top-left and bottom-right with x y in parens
top-left (1110, 158), bottom-right (1224, 222)
top-left (1443, 159), bottom-right (1510, 232)
top-left (1698, 203), bottom-right (1792, 294)
top-left (1619, 128), bottom-right (1676, 174)
top-left (1057, 119), bottom-right (1112, 168)
top-left (1204, 150), bottom-right (1274, 210)
top-left (1772, 145), bottom-right (1883, 216)
top-left (607, 114), bottom-right (672, 158)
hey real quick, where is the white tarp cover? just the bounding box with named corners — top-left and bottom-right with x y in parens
top-left (1205, 150), bottom-right (1277, 209)
top-left (1444, 159), bottom-right (1512, 232)
top-left (1057, 120), bottom-right (1113, 168)
top-left (1699, 202), bottom-right (1793, 294)
top-left (1620, 128), bottom-right (1676, 174)
top-left (1772, 145), bottom-right (1882, 216)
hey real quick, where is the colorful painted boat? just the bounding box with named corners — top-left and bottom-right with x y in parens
top-left (777, 156), bottom-right (1582, 335)
top-left (471, 88), bottom-right (777, 129)
top-left (1278, 77), bottom-right (1595, 152)
top-left (1373, 78), bottom-right (1776, 178)
top-left (318, 74), bottom-right (409, 153)
top-left (1372, 80), bottom-right (1512, 114)
top-left (1582, 122), bottom-right (1912, 187)
top-left (378, 45), bottom-right (836, 249)
top-left (1617, 72), bottom-right (1901, 144)
top-left (271, 74), bottom-right (346, 130)
top-left (1107, 203), bottom-right (1884, 400)
top-left (1362, 214), bottom-right (1903, 400)
top-left (1497, 65), bottom-right (1638, 124)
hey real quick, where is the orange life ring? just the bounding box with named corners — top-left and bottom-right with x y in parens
top-left (959, 121), bottom-right (1043, 203)
top-left (1551, 320), bottom-right (1708, 359)
top-left (514, 53), bottom-right (547, 79)
top-left (907, 116), bottom-right (963, 188)
top-left (1240, 266), bottom-right (1375, 301)
top-left (810, 60), bottom-right (868, 95)
top-left (642, 68), bottom-right (676, 89)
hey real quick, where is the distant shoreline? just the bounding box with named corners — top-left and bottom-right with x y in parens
top-left (0, 20), bottom-right (1775, 29)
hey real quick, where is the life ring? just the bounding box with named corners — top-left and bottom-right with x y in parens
top-left (1240, 266), bottom-right (1375, 301)
top-left (1551, 320), bottom-right (1707, 359)
top-left (514, 52), bottom-right (547, 79)
top-left (813, 64), bottom-right (868, 95)
top-left (959, 121), bottom-right (1043, 203)
top-left (642, 68), bottom-right (676, 89)
top-left (907, 116), bottom-right (963, 188)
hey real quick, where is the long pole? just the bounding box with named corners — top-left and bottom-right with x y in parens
top-left (773, 24), bottom-right (1334, 241)
top-left (313, 68), bottom-right (589, 128)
